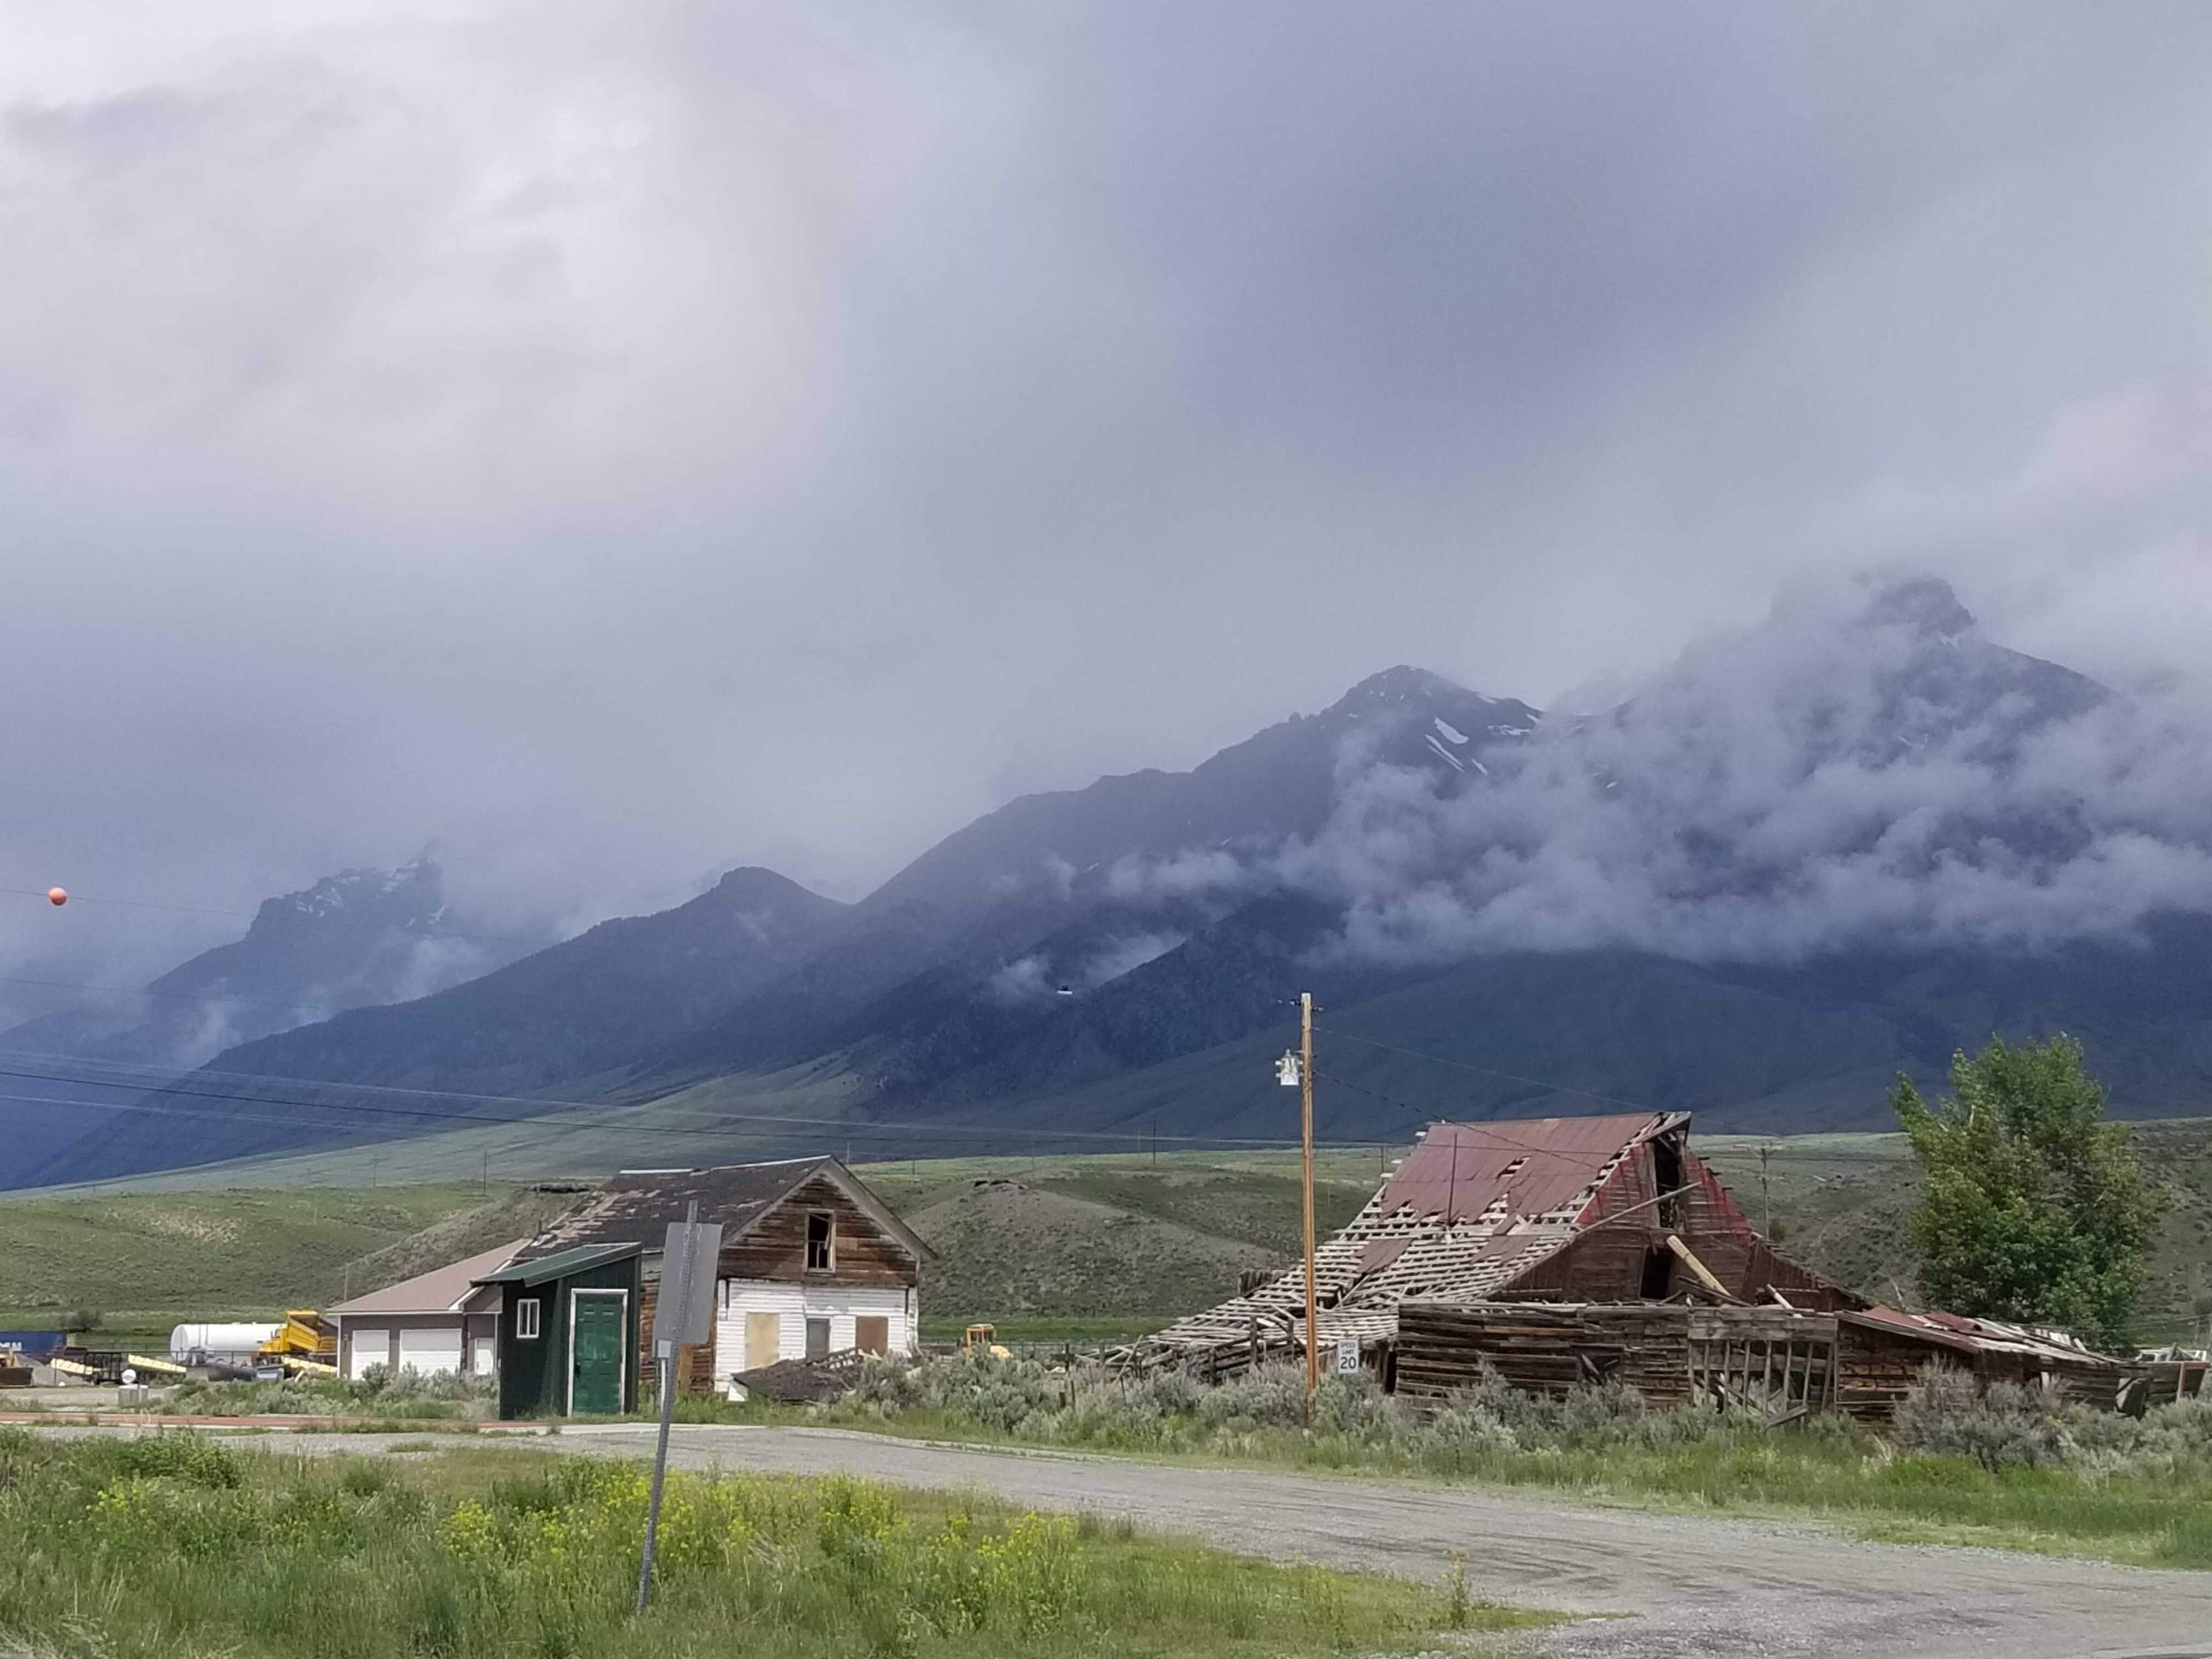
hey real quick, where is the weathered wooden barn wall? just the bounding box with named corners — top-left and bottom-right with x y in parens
top-left (1396, 1301), bottom-right (1843, 1414)
top-left (1395, 1302), bottom-right (1703, 1407)
top-left (1399, 1300), bottom-right (2143, 1425)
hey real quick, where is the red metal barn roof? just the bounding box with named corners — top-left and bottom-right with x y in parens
top-left (1130, 1111), bottom-right (1688, 1362)
top-left (1375, 1114), bottom-right (1680, 1229)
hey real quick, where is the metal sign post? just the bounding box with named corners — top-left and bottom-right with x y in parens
top-left (635, 1201), bottom-right (721, 1615)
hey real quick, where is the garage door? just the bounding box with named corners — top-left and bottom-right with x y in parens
top-left (347, 1327), bottom-right (389, 1380)
top-left (397, 1326), bottom-right (463, 1376)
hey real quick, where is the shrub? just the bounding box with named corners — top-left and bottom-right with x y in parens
top-left (1895, 1369), bottom-right (2077, 1471)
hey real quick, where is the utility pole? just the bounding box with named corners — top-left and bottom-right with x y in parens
top-left (1300, 991), bottom-right (1319, 1426)
top-left (1757, 1143), bottom-right (1777, 1237)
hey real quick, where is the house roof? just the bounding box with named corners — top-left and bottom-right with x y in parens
top-left (474, 1242), bottom-right (642, 1287)
top-left (331, 1238), bottom-right (529, 1317)
top-left (522, 1157), bottom-right (931, 1265)
top-left (1132, 1111), bottom-right (1688, 1358)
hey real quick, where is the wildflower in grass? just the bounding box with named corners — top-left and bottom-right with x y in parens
top-left (442, 1498), bottom-right (499, 1562)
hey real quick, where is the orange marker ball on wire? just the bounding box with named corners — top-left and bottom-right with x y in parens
top-left (46, 887), bottom-right (67, 906)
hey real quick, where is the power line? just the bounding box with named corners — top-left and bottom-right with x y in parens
top-left (1318, 1025), bottom-right (1661, 1115)
top-left (0, 1056), bottom-right (1366, 1155)
top-left (0, 1040), bottom-right (1388, 1152)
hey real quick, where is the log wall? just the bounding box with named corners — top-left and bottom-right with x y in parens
top-left (1396, 1302), bottom-right (1845, 1417)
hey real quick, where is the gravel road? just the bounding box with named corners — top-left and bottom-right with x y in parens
top-left (185, 1422), bottom-right (2212, 1659)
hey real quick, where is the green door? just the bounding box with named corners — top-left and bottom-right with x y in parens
top-left (569, 1292), bottom-right (626, 1415)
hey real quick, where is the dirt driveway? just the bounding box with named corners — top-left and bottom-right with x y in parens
top-left (172, 1421), bottom-right (2212, 1659)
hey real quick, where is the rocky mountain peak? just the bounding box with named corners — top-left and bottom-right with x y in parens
top-left (1857, 575), bottom-right (1976, 642)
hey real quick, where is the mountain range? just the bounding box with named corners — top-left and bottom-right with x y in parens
top-left (9, 576), bottom-right (2211, 1190)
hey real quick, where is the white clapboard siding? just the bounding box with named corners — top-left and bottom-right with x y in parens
top-left (714, 1278), bottom-right (918, 1393)
top-left (397, 1325), bottom-right (464, 1376)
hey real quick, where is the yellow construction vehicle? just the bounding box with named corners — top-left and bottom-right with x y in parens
top-left (256, 1310), bottom-right (335, 1365)
top-left (961, 1323), bottom-right (1011, 1360)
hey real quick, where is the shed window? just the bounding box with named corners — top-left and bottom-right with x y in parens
top-left (805, 1316), bottom-right (831, 1359)
top-left (516, 1298), bottom-right (541, 1340)
top-left (806, 1212), bottom-right (835, 1272)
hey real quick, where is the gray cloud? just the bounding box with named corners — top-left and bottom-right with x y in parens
top-left (4, 3), bottom-right (2211, 1017)
top-left (1287, 578), bottom-right (2212, 964)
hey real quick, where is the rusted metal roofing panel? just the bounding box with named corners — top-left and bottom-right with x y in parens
top-left (1841, 1306), bottom-right (2122, 1369)
top-left (1374, 1113), bottom-right (1680, 1230)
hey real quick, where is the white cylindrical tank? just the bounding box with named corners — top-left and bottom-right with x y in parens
top-left (169, 1323), bottom-right (283, 1363)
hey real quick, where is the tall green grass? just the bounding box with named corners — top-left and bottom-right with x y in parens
top-left (0, 1429), bottom-right (1539, 1658)
top-left (161, 1366), bottom-right (496, 1421)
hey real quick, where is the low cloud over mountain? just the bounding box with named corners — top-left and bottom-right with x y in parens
top-left (1135, 576), bottom-right (2212, 967)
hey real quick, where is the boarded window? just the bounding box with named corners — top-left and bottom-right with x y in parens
top-left (855, 1315), bottom-right (889, 1355)
top-left (806, 1212), bottom-right (834, 1272)
top-left (516, 1299), bottom-right (541, 1340)
top-left (805, 1316), bottom-right (831, 1359)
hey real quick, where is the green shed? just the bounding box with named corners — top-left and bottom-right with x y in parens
top-left (474, 1243), bottom-right (643, 1419)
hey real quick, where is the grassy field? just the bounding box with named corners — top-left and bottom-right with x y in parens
top-left (0, 1184), bottom-right (496, 1349)
top-left (0, 1429), bottom-right (1545, 1658)
top-left (13, 1119), bottom-right (2212, 1349)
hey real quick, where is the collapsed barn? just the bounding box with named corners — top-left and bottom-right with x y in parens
top-left (1123, 1111), bottom-right (2179, 1422)
top-left (1124, 1111), bottom-right (1857, 1381)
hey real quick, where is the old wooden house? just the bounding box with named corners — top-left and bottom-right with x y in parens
top-left (1131, 1111), bottom-right (1854, 1376)
top-left (520, 1157), bottom-right (928, 1398)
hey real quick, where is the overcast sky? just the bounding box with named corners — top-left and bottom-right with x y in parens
top-left (5, 2), bottom-right (2211, 1004)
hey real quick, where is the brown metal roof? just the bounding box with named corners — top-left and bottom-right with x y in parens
top-left (331, 1238), bottom-right (528, 1317)
top-left (522, 1159), bottom-right (825, 1257)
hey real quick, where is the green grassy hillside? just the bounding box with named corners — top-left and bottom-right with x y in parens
top-left (14, 1123), bottom-right (2212, 1353)
top-left (0, 1183), bottom-right (505, 1349)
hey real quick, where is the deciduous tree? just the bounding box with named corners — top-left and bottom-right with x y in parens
top-left (1892, 1035), bottom-right (2160, 1347)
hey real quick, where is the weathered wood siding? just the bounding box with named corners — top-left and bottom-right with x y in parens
top-left (1395, 1303), bottom-right (1698, 1407)
top-left (718, 1175), bottom-right (919, 1289)
top-left (636, 1270), bottom-right (717, 1395)
top-left (1395, 1302), bottom-right (1842, 1416)
top-left (1831, 1317), bottom-right (1946, 1419)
